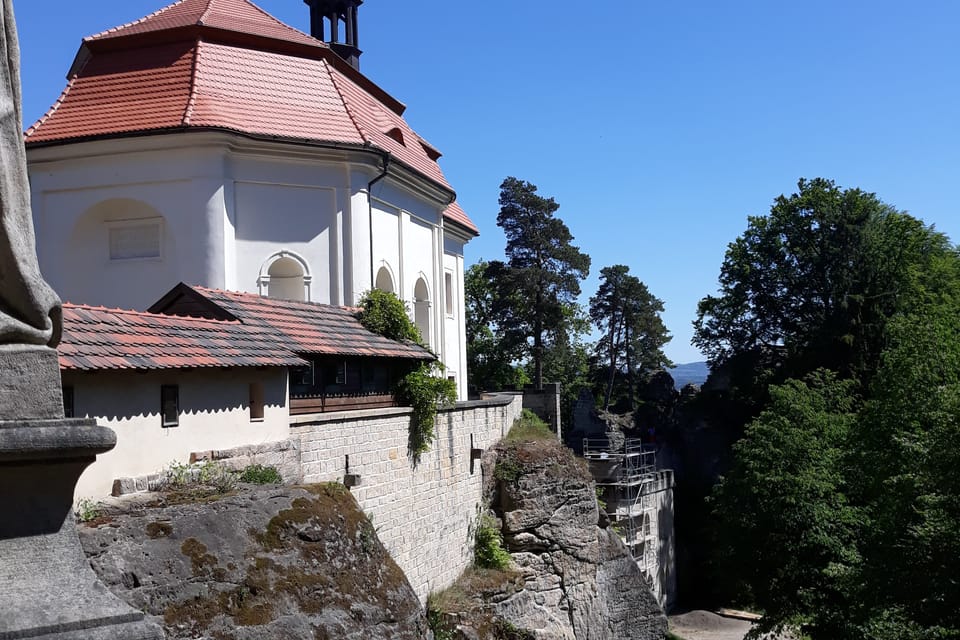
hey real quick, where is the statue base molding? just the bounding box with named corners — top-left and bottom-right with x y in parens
top-left (0, 418), bottom-right (163, 639)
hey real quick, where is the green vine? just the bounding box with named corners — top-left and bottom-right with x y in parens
top-left (358, 290), bottom-right (457, 458)
top-left (394, 361), bottom-right (457, 456)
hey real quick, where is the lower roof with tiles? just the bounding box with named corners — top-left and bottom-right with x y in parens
top-left (60, 283), bottom-right (433, 372)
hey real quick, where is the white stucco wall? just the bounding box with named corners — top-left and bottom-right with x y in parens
top-left (442, 249), bottom-right (467, 398)
top-left (29, 143), bottom-right (227, 309)
top-left (29, 133), bottom-right (471, 399)
top-left (65, 367), bottom-right (290, 500)
top-left (233, 182), bottom-right (335, 303)
top-left (291, 394), bottom-right (524, 601)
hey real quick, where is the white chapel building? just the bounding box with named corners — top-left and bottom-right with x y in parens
top-left (25, 0), bottom-right (477, 398)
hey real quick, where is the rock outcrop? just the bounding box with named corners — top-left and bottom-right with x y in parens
top-left (443, 437), bottom-right (666, 639)
top-left (79, 483), bottom-right (428, 639)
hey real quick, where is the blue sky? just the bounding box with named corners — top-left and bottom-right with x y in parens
top-left (15, 0), bottom-right (960, 363)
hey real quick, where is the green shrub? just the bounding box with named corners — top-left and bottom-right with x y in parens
top-left (357, 289), bottom-right (422, 344)
top-left (474, 515), bottom-right (511, 570)
top-left (203, 463), bottom-right (238, 493)
top-left (166, 459), bottom-right (192, 487)
top-left (75, 498), bottom-right (101, 523)
top-left (595, 487), bottom-right (608, 513)
top-left (163, 460), bottom-right (237, 494)
top-left (493, 454), bottom-right (524, 485)
top-left (239, 464), bottom-right (283, 485)
top-left (494, 619), bottom-right (536, 640)
top-left (425, 602), bottom-right (456, 640)
top-left (505, 409), bottom-right (555, 442)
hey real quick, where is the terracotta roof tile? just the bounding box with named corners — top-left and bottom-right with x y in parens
top-left (444, 201), bottom-right (476, 234)
top-left (60, 303), bottom-right (307, 371)
top-left (188, 43), bottom-right (364, 144)
top-left (183, 285), bottom-right (434, 361)
top-left (26, 42), bottom-right (196, 141)
top-left (86, 0), bottom-right (320, 48)
top-left (24, 0), bottom-right (477, 234)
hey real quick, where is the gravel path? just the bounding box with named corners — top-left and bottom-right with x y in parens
top-left (668, 610), bottom-right (792, 640)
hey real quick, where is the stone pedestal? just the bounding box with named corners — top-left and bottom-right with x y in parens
top-left (0, 418), bottom-right (163, 639)
top-left (0, 346), bottom-right (64, 420)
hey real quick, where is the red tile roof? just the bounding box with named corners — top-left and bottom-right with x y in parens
top-left (61, 284), bottom-right (434, 372)
top-left (25, 0), bottom-right (478, 235)
top-left (151, 284), bottom-right (434, 361)
top-left (189, 43), bottom-right (364, 146)
top-left (60, 303), bottom-right (307, 371)
top-left (85, 0), bottom-right (319, 48)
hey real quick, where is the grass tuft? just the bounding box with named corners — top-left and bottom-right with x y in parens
top-left (504, 409), bottom-right (555, 443)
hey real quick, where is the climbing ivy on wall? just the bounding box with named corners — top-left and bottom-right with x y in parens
top-left (358, 290), bottom-right (457, 458)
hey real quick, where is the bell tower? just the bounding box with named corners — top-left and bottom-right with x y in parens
top-left (304, 0), bottom-right (363, 70)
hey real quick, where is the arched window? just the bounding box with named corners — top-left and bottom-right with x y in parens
top-left (258, 251), bottom-right (312, 301)
top-left (375, 266), bottom-right (395, 294)
top-left (413, 277), bottom-right (431, 347)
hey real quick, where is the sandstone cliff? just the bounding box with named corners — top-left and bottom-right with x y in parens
top-left (434, 436), bottom-right (667, 640)
top-left (77, 437), bottom-right (664, 639)
top-left (78, 483), bottom-right (428, 639)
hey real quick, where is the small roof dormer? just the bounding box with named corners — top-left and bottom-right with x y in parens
top-left (304, 0), bottom-right (363, 70)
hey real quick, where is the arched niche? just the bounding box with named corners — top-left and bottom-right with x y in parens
top-left (413, 276), bottom-right (431, 347)
top-left (63, 198), bottom-right (175, 308)
top-left (258, 251), bottom-right (312, 301)
top-left (375, 265), bottom-right (395, 294)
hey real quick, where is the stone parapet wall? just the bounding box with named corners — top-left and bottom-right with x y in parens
top-left (522, 383), bottom-right (562, 437)
top-left (291, 393), bottom-right (524, 601)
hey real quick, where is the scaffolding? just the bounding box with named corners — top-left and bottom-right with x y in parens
top-left (583, 438), bottom-right (663, 594)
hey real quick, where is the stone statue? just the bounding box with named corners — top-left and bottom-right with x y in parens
top-left (0, 0), bottom-right (66, 419)
top-left (0, 0), bottom-right (61, 348)
top-left (0, 2), bottom-right (163, 637)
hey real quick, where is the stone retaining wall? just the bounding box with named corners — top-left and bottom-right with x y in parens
top-left (644, 470), bottom-right (677, 610)
top-left (291, 393), bottom-right (524, 601)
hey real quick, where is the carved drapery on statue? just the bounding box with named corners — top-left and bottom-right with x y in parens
top-left (0, 0), bottom-right (61, 348)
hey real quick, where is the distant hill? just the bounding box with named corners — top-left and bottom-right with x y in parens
top-left (668, 361), bottom-right (709, 389)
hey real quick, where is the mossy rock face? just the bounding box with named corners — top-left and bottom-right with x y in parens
top-left (78, 484), bottom-right (428, 639)
top-left (438, 438), bottom-right (667, 640)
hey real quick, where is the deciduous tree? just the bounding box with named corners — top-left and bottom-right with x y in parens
top-left (465, 260), bottom-right (527, 392)
top-left (694, 177), bottom-right (959, 404)
top-left (711, 372), bottom-right (862, 638)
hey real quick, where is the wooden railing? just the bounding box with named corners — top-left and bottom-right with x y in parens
top-left (290, 392), bottom-right (396, 415)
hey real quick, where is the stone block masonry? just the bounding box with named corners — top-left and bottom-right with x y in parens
top-left (522, 383), bottom-right (562, 437)
top-left (291, 393), bottom-right (524, 601)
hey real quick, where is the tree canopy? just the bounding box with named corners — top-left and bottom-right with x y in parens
top-left (693, 177), bottom-right (959, 397)
top-left (464, 260), bottom-right (528, 392)
top-left (706, 179), bottom-right (960, 639)
top-left (589, 264), bottom-right (671, 410)
top-left (493, 177), bottom-right (591, 389)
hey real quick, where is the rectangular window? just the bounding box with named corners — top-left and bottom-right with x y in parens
top-left (291, 363), bottom-right (314, 388)
top-left (63, 386), bottom-right (74, 418)
top-left (444, 272), bottom-right (454, 316)
top-left (336, 361), bottom-right (347, 385)
top-left (161, 385), bottom-right (179, 427)
top-left (249, 382), bottom-right (264, 421)
top-left (108, 220), bottom-right (161, 260)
